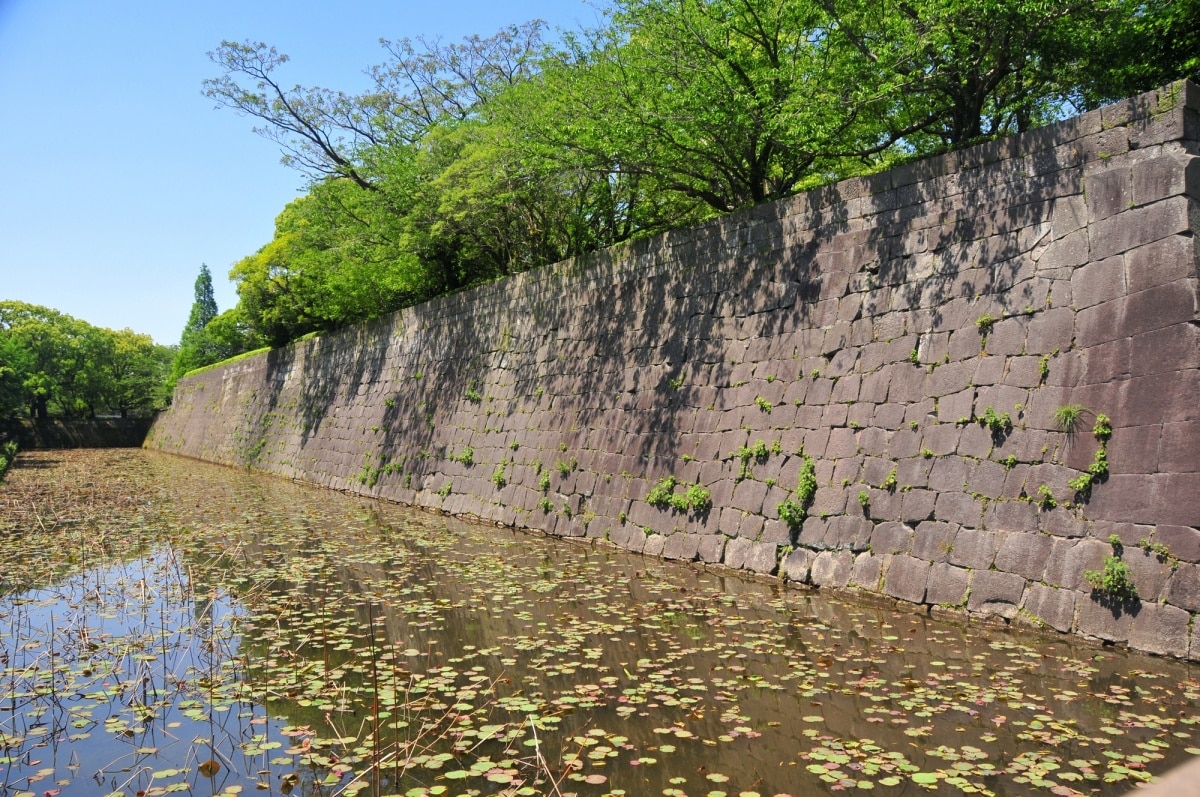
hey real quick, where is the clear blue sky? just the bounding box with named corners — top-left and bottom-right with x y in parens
top-left (0, 0), bottom-right (601, 346)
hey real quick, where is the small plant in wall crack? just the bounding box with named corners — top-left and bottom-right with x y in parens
top-left (777, 454), bottom-right (818, 529)
top-left (1085, 535), bottom-right (1138, 604)
top-left (1068, 412), bottom-right (1113, 498)
top-left (732, 439), bottom-right (771, 481)
top-left (646, 475), bottom-right (712, 513)
top-left (979, 406), bottom-right (1012, 437)
top-left (975, 313), bottom-right (998, 338)
top-left (449, 445), bottom-right (475, 466)
top-left (1054, 404), bottom-right (1086, 433)
top-left (1138, 536), bottom-right (1179, 569)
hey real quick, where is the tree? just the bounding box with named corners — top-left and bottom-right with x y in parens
top-left (106, 329), bottom-right (173, 417)
top-left (173, 264), bottom-right (221, 378)
top-left (206, 3), bottom-right (1200, 347)
top-left (203, 21), bottom-right (547, 188)
top-left (819, 0), bottom-right (1126, 149)
top-left (230, 184), bottom-right (423, 347)
top-left (530, 1), bottom-right (916, 214)
top-left (0, 331), bottom-right (32, 420)
top-left (0, 301), bottom-right (131, 418)
top-left (204, 307), bottom-right (262, 361)
top-left (1070, 0), bottom-right (1200, 108)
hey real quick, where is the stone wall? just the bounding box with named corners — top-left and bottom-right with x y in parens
top-left (148, 81), bottom-right (1200, 659)
top-left (4, 418), bottom-right (154, 449)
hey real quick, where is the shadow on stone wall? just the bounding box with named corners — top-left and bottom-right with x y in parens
top-left (2, 418), bottom-right (154, 449)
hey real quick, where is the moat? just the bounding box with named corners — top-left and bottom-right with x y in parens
top-left (1, 449), bottom-right (1197, 796)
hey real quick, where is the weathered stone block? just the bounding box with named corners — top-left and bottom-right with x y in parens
top-left (926, 563), bottom-right (970, 606)
top-left (663, 533), bottom-right (701, 561)
top-left (643, 534), bottom-right (666, 557)
top-left (1025, 307), bottom-right (1076, 354)
top-left (781, 548), bottom-right (813, 582)
top-left (850, 552), bottom-right (884, 590)
top-left (1132, 154), bottom-right (1191, 207)
top-left (967, 570), bottom-right (1026, 619)
top-left (722, 536), bottom-right (752, 568)
top-left (1043, 538), bottom-right (1109, 591)
top-left (1156, 525), bottom-right (1200, 564)
top-left (973, 355), bottom-right (1007, 386)
top-left (811, 550), bottom-right (854, 588)
top-left (827, 515), bottom-right (874, 551)
top-left (1076, 596), bottom-right (1137, 643)
top-left (1128, 602), bottom-right (1191, 658)
top-left (994, 532), bottom-right (1054, 580)
top-left (938, 388), bottom-right (976, 425)
top-left (985, 316), bottom-right (1029, 357)
top-left (1021, 583), bottom-right (1077, 633)
top-left (928, 453), bottom-right (972, 488)
top-left (871, 521), bottom-right (913, 555)
top-left (983, 501), bottom-right (1039, 534)
top-left (1123, 549), bottom-right (1176, 602)
top-left (948, 528), bottom-right (998, 570)
top-left (884, 555), bottom-right (930, 603)
top-left (1125, 235), bottom-right (1196, 293)
top-left (912, 520), bottom-right (959, 562)
top-left (935, 492), bottom-right (985, 527)
top-left (697, 534), bottom-right (726, 563)
top-left (1088, 194), bottom-right (1191, 260)
top-left (1085, 167), bottom-right (1132, 223)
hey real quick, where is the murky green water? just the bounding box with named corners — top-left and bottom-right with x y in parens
top-left (1, 450), bottom-right (1197, 797)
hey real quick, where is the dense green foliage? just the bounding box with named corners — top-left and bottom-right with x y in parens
top-left (170, 265), bottom-right (262, 385)
top-left (202, 0), bottom-right (1199, 350)
top-left (0, 440), bottom-right (16, 482)
top-left (0, 301), bottom-right (173, 420)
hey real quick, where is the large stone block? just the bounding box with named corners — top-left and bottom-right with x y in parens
top-left (811, 550), bottom-right (854, 588)
top-left (850, 552), bottom-right (884, 590)
top-left (912, 520), bottom-right (960, 562)
top-left (1076, 596), bottom-right (1137, 643)
top-left (697, 534), bottom-right (727, 564)
top-left (1021, 583), bottom-right (1077, 633)
top-left (1085, 166), bottom-right (1132, 223)
top-left (1025, 307), bottom-right (1076, 355)
top-left (1125, 235), bottom-right (1196, 293)
top-left (948, 528), bottom-right (999, 570)
top-left (1160, 423), bottom-right (1200, 474)
top-left (871, 521), bottom-right (914, 555)
top-left (967, 570), bottom-right (1026, 619)
top-left (935, 491), bottom-right (985, 527)
top-left (1127, 602), bottom-right (1191, 658)
top-left (900, 488), bottom-right (938, 524)
top-left (994, 532), bottom-right (1054, 581)
top-left (1155, 525), bottom-right (1200, 564)
top-left (781, 548), bottom-right (813, 582)
top-left (926, 563), bottom-right (970, 606)
top-left (883, 555), bottom-right (930, 603)
top-left (1043, 538), bottom-right (1110, 591)
top-left (1088, 195), bottom-right (1191, 260)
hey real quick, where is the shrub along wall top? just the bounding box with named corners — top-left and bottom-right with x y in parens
top-left (148, 81), bottom-right (1200, 660)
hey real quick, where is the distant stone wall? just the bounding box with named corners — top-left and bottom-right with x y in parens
top-left (5, 418), bottom-right (153, 449)
top-left (148, 81), bottom-right (1200, 659)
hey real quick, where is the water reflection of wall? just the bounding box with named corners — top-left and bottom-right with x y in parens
top-left (149, 81), bottom-right (1200, 662)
